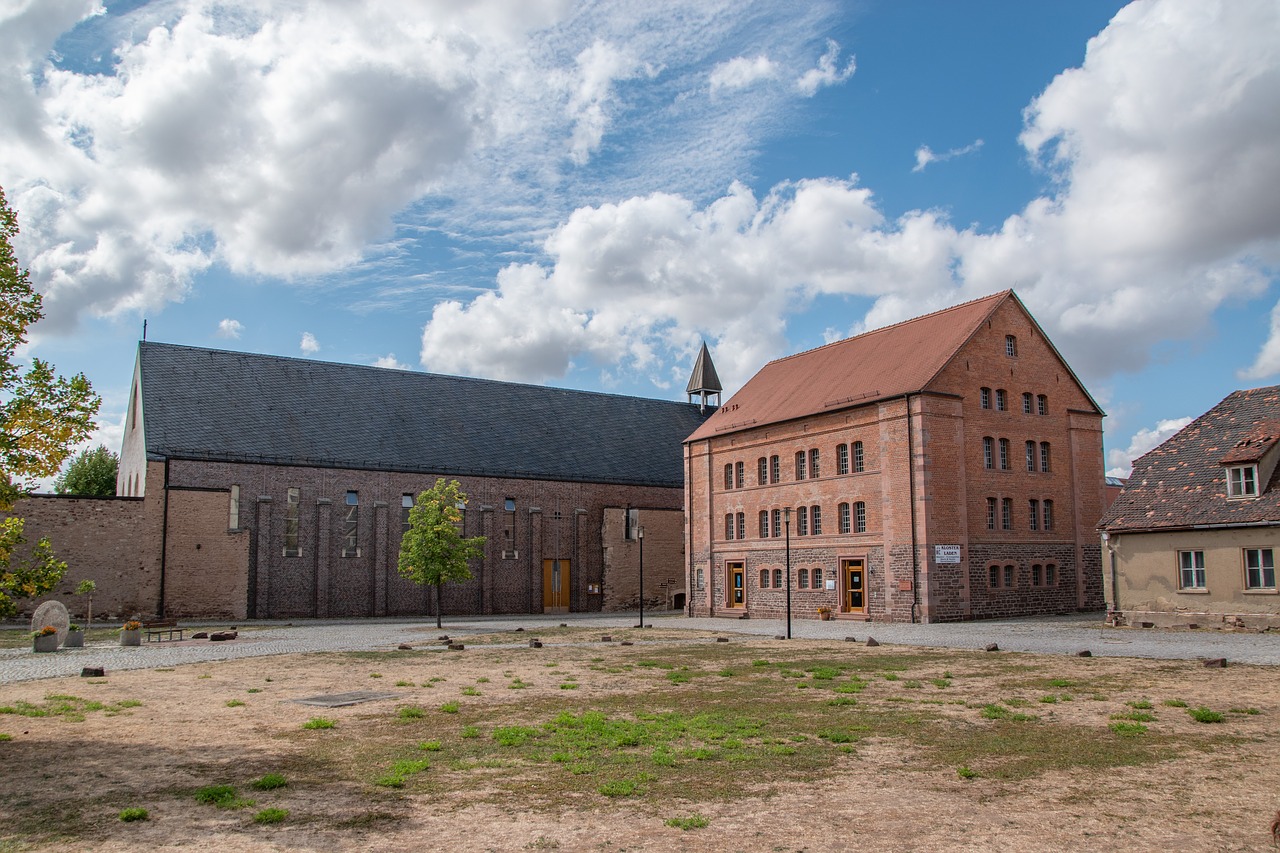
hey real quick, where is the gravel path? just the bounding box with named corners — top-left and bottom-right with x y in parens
top-left (2, 612), bottom-right (1277, 684)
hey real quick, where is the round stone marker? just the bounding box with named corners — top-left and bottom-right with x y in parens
top-left (31, 601), bottom-right (71, 647)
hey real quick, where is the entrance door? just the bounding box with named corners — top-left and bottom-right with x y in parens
top-left (542, 559), bottom-right (570, 613)
top-left (727, 562), bottom-right (746, 608)
top-left (842, 559), bottom-right (865, 614)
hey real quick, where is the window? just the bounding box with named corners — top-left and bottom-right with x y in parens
top-left (1001, 498), bottom-right (1012, 530)
top-left (810, 449), bottom-right (820, 479)
top-left (811, 505), bottom-right (822, 535)
top-left (1244, 548), bottom-right (1276, 589)
top-left (758, 457), bottom-right (768, 485)
top-left (454, 500), bottom-right (466, 533)
top-left (989, 565), bottom-right (1000, 587)
top-left (773, 568), bottom-right (783, 588)
top-left (724, 464), bottom-right (733, 490)
top-left (283, 487), bottom-right (301, 557)
top-left (1022, 392), bottom-right (1033, 414)
top-left (1029, 499), bottom-right (1039, 531)
top-left (1037, 394), bottom-right (1048, 416)
top-left (735, 461), bottom-right (745, 489)
top-left (797, 506), bottom-right (808, 536)
top-left (853, 441), bottom-right (865, 473)
top-left (813, 568), bottom-right (823, 587)
top-left (736, 512), bottom-right (745, 540)
top-left (795, 450), bottom-right (807, 480)
top-left (760, 569), bottom-right (770, 588)
top-left (837, 444), bottom-right (849, 475)
top-left (770, 455), bottom-right (780, 484)
top-left (799, 568), bottom-right (810, 589)
top-left (838, 502), bottom-right (850, 534)
top-left (1026, 440), bottom-right (1036, 472)
top-left (1031, 564), bottom-right (1043, 586)
top-left (996, 389), bottom-right (1007, 411)
top-left (1005, 335), bottom-right (1017, 357)
top-left (980, 387), bottom-right (991, 409)
top-left (1040, 442), bottom-right (1051, 473)
top-left (725, 514), bottom-right (735, 540)
top-left (986, 497), bottom-right (996, 530)
top-left (772, 509), bottom-right (782, 538)
top-left (759, 510), bottom-right (769, 538)
top-left (401, 493), bottom-right (415, 533)
top-left (1228, 465), bottom-right (1259, 498)
top-left (853, 501), bottom-right (865, 534)
top-left (625, 507), bottom-right (640, 540)
top-left (229, 484), bottom-right (240, 530)
top-left (983, 437), bottom-right (994, 469)
top-left (1043, 499), bottom-right (1054, 531)
top-left (1045, 563), bottom-right (1057, 585)
top-left (1003, 564), bottom-right (1015, 587)
top-left (999, 438), bottom-right (1010, 470)
top-left (504, 498), bottom-right (517, 556)
top-left (342, 490), bottom-right (359, 558)
top-left (1178, 551), bottom-right (1206, 590)
top-left (696, 567), bottom-right (705, 589)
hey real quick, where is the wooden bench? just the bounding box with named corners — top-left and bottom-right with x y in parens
top-left (144, 620), bottom-right (185, 642)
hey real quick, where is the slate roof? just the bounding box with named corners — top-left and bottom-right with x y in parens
top-left (137, 342), bottom-right (712, 488)
top-left (1100, 385), bottom-right (1280, 532)
top-left (688, 291), bottom-right (1022, 442)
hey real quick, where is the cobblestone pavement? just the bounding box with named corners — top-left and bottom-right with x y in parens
top-left (2, 612), bottom-right (1277, 684)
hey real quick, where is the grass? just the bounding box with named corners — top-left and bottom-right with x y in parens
top-left (303, 717), bottom-right (336, 730)
top-left (194, 784), bottom-right (255, 809)
top-left (376, 757), bottom-right (431, 788)
top-left (398, 706), bottom-right (426, 720)
top-left (665, 814), bottom-right (709, 830)
top-left (254, 807), bottom-right (289, 824)
top-left (226, 699), bottom-right (245, 707)
top-left (440, 702), bottom-right (460, 714)
top-left (251, 773), bottom-right (287, 791)
top-left (0, 694), bottom-right (141, 722)
top-left (118, 807), bottom-right (148, 822)
top-left (1188, 707), bottom-right (1224, 724)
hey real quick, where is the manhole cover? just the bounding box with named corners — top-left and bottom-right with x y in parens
top-left (293, 691), bottom-right (400, 708)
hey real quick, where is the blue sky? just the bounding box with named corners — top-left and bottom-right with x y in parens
top-left (3, 0), bottom-right (1279, 482)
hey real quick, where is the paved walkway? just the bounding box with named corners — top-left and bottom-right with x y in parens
top-left (2, 612), bottom-right (1277, 684)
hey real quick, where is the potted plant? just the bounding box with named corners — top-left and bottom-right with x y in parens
top-left (65, 622), bottom-right (85, 648)
top-left (32, 625), bottom-right (59, 653)
top-left (120, 620), bottom-right (142, 647)
top-left (817, 606), bottom-right (832, 621)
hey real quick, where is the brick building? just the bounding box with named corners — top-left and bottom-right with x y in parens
top-left (16, 342), bottom-right (711, 621)
top-left (684, 291), bottom-right (1107, 623)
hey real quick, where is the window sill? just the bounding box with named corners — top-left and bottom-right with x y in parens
top-left (1176, 588), bottom-right (1210, 595)
top-left (1242, 588), bottom-right (1278, 595)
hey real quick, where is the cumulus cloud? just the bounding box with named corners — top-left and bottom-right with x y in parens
top-left (216, 318), bottom-right (243, 339)
top-left (373, 353), bottom-right (410, 370)
top-left (1238, 298), bottom-right (1280, 380)
top-left (912, 139), bottom-right (984, 173)
top-left (709, 55), bottom-right (777, 92)
top-left (300, 332), bottom-right (319, 355)
top-left (1106, 416), bottom-right (1193, 478)
top-left (795, 39), bottom-right (854, 96)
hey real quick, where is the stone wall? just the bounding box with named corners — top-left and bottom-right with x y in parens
top-left (600, 507), bottom-right (685, 611)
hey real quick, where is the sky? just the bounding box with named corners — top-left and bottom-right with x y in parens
top-left (3, 0), bottom-right (1280, 483)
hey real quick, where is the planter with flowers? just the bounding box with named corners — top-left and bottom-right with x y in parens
top-left (64, 623), bottom-right (85, 648)
top-left (817, 606), bottom-right (832, 621)
top-left (32, 625), bottom-right (59, 653)
top-left (120, 620), bottom-right (142, 647)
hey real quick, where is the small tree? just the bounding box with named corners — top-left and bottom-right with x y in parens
top-left (0, 517), bottom-right (67, 619)
top-left (54, 445), bottom-right (118, 496)
top-left (77, 579), bottom-right (96, 631)
top-left (397, 479), bottom-right (485, 629)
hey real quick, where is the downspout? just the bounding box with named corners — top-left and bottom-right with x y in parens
top-left (158, 458), bottom-right (170, 618)
top-left (906, 395), bottom-right (920, 623)
top-left (685, 447), bottom-right (694, 617)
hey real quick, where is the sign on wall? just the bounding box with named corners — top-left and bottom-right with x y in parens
top-left (934, 545), bottom-right (961, 564)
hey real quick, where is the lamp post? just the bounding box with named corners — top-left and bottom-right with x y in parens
top-left (637, 526), bottom-right (645, 628)
top-left (783, 507), bottom-right (792, 639)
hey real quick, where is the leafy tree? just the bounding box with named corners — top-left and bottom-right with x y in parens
top-left (54, 445), bottom-right (118, 496)
top-left (397, 479), bottom-right (485, 629)
top-left (0, 186), bottom-right (100, 615)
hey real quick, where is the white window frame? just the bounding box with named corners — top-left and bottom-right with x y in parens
top-left (1227, 465), bottom-right (1259, 498)
top-left (1178, 550), bottom-right (1206, 590)
top-left (1244, 548), bottom-right (1276, 590)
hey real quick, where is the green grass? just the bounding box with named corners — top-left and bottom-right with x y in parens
top-left (194, 784), bottom-right (255, 809)
top-left (225, 699), bottom-right (245, 708)
top-left (1110, 710), bottom-right (1156, 723)
top-left (1162, 698), bottom-right (1188, 708)
top-left (419, 740), bottom-right (443, 751)
top-left (461, 725), bottom-right (481, 739)
top-left (251, 773), bottom-right (287, 791)
top-left (0, 733), bottom-right (11, 742)
top-left (118, 807), bottom-right (149, 822)
top-left (1126, 699), bottom-right (1153, 710)
top-left (598, 778), bottom-right (641, 797)
top-left (398, 706), bottom-right (426, 720)
top-left (1188, 707), bottom-right (1224, 724)
top-left (376, 757), bottom-right (431, 788)
top-left (440, 702), bottom-right (460, 714)
top-left (1109, 721), bottom-right (1148, 737)
top-left (665, 814), bottom-right (709, 830)
top-left (1228, 707), bottom-right (1261, 715)
top-left (956, 766), bottom-right (978, 779)
top-left (0, 694), bottom-right (140, 722)
top-left (303, 717), bottom-right (335, 730)
top-left (253, 807), bottom-right (289, 824)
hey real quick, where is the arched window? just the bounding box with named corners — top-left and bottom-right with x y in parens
top-left (1005, 335), bottom-right (1017, 357)
top-left (772, 509), bottom-right (782, 537)
top-left (770, 455), bottom-right (780, 483)
top-left (1022, 392), bottom-right (1033, 414)
top-left (1029, 499), bottom-right (1039, 531)
top-left (837, 444), bottom-right (849, 474)
top-left (760, 569), bottom-right (770, 588)
top-left (989, 565), bottom-right (1000, 587)
top-left (724, 464), bottom-right (733, 490)
top-left (986, 497), bottom-right (996, 530)
top-left (1001, 498), bottom-right (1012, 530)
top-left (725, 514), bottom-right (734, 540)
top-left (757, 457), bottom-right (768, 485)
top-left (1037, 394), bottom-right (1048, 415)
top-left (1039, 442), bottom-right (1051, 472)
top-left (980, 387), bottom-right (991, 409)
top-left (735, 461), bottom-right (745, 489)
top-left (1003, 564), bottom-right (1015, 587)
top-left (999, 438), bottom-right (1010, 470)
top-left (795, 450), bottom-right (807, 480)
top-left (797, 506), bottom-right (808, 536)
top-left (759, 510), bottom-right (769, 538)
top-left (809, 449), bottom-right (820, 479)
top-left (773, 568), bottom-right (783, 588)
top-left (995, 389), bottom-right (1007, 411)
top-left (813, 568), bottom-right (823, 587)
top-left (811, 505), bottom-right (822, 534)
top-left (798, 568), bottom-right (810, 589)
top-left (1043, 500), bottom-right (1054, 530)
top-left (736, 512), bottom-right (745, 540)
top-left (1026, 440), bottom-right (1036, 472)
top-left (983, 437), bottom-right (993, 469)
top-left (838, 502), bottom-right (850, 534)
top-left (853, 441), bottom-right (865, 473)
top-left (854, 501), bottom-right (865, 533)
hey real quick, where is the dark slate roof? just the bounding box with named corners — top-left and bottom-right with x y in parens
top-left (137, 342), bottom-right (713, 488)
top-left (1100, 385), bottom-right (1280, 532)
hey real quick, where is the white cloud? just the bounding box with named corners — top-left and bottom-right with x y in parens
top-left (912, 139), bottom-right (983, 173)
top-left (566, 41), bottom-right (654, 166)
top-left (1106, 416), bottom-right (1193, 478)
top-left (216, 318), bottom-right (243, 339)
top-left (709, 55), bottom-right (777, 92)
top-left (300, 332), bottom-right (319, 354)
top-left (1239, 297), bottom-right (1280, 381)
top-left (795, 39), bottom-right (854, 97)
top-left (373, 353), bottom-right (409, 370)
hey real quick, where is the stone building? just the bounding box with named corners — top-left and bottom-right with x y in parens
top-left (17, 342), bottom-right (711, 620)
top-left (683, 291), bottom-right (1107, 623)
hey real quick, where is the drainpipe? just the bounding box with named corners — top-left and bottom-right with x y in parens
top-left (906, 394), bottom-right (920, 623)
top-left (157, 458), bottom-right (170, 618)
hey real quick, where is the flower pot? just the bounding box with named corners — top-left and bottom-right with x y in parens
top-left (33, 634), bottom-right (59, 653)
top-left (120, 629), bottom-right (141, 647)
top-left (64, 630), bottom-right (84, 648)
top-left (818, 611), bottom-right (832, 621)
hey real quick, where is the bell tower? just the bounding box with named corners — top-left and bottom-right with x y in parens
top-left (685, 341), bottom-right (723, 412)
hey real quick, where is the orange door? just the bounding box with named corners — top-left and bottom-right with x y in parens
top-left (727, 562), bottom-right (746, 608)
top-left (843, 559), bottom-right (865, 613)
top-left (542, 559), bottom-right (570, 613)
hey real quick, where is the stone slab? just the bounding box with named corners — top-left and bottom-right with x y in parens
top-left (293, 691), bottom-right (400, 708)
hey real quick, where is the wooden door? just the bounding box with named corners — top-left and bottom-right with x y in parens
top-left (727, 561), bottom-right (746, 608)
top-left (843, 559), bottom-right (865, 613)
top-left (542, 559), bottom-right (570, 613)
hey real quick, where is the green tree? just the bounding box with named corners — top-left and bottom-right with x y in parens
top-left (397, 479), bottom-right (485, 629)
top-left (54, 445), bottom-right (118, 496)
top-left (0, 186), bottom-right (100, 616)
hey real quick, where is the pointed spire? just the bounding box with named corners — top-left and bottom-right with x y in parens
top-left (686, 341), bottom-right (722, 412)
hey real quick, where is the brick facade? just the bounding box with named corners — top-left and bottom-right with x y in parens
top-left (601, 507), bottom-right (685, 612)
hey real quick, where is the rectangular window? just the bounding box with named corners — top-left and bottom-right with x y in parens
top-left (1031, 564), bottom-right (1043, 586)
top-left (1006, 335), bottom-right (1017, 357)
top-left (1026, 440), bottom-right (1036, 472)
top-left (1040, 442), bottom-right (1051, 473)
top-left (996, 389), bottom-right (1007, 411)
top-left (1228, 465), bottom-right (1259, 498)
top-left (735, 461), bottom-right (745, 489)
top-left (853, 441), bottom-right (864, 473)
top-left (229, 484), bottom-right (240, 531)
top-left (1045, 563), bottom-right (1057, 585)
top-left (809, 449), bottom-right (820, 479)
top-left (1178, 550), bottom-right (1206, 590)
top-left (799, 568), bottom-right (809, 589)
top-left (283, 487), bottom-right (301, 557)
top-left (1043, 499), bottom-right (1054, 531)
top-left (797, 506), bottom-right (808, 536)
top-left (724, 464), bottom-right (733, 490)
top-left (983, 437), bottom-right (993, 469)
top-left (1244, 548), bottom-right (1276, 589)
top-left (1001, 498), bottom-right (1012, 530)
top-left (758, 457), bottom-right (768, 485)
top-left (1029, 499), bottom-right (1039, 531)
top-left (795, 450), bottom-right (806, 480)
top-left (980, 387), bottom-right (991, 409)
top-left (837, 444), bottom-right (849, 475)
top-left (504, 498), bottom-right (516, 557)
top-left (773, 568), bottom-right (783, 588)
top-left (696, 567), bottom-right (705, 589)
top-left (759, 569), bottom-right (769, 588)
top-left (986, 497), bottom-right (996, 531)
top-left (854, 502), bottom-right (865, 534)
top-left (838, 502), bottom-right (850, 534)
top-left (736, 512), bottom-right (745, 540)
top-left (813, 567), bottom-right (823, 588)
top-left (725, 514), bottom-right (734, 540)
top-left (1022, 393), bottom-right (1032, 414)
top-left (1003, 564), bottom-right (1015, 587)
top-left (811, 505), bottom-right (822, 535)
top-left (402, 493), bottom-right (415, 533)
top-left (625, 507), bottom-right (640, 540)
top-left (342, 490), bottom-right (359, 557)
top-left (999, 438), bottom-right (1009, 470)
top-left (759, 510), bottom-right (769, 537)
top-left (1037, 394), bottom-right (1048, 416)
top-left (772, 509), bottom-right (782, 538)
top-left (989, 565), bottom-right (1000, 587)
top-left (770, 455), bottom-right (780, 484)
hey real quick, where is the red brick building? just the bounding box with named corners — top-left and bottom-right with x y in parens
top-left (684, 291), bottom-right (1107, 623)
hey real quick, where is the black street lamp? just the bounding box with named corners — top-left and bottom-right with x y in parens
top-left (637, 526), bottom-right (645, 628)
top-left (784, 507), bottom-right (792, 639)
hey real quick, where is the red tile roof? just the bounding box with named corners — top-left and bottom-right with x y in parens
top-left (687, 291), bottom-right (1009, 441)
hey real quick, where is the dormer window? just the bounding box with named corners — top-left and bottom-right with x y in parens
top-left (1227, 465), bottom-right (1259, 498)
